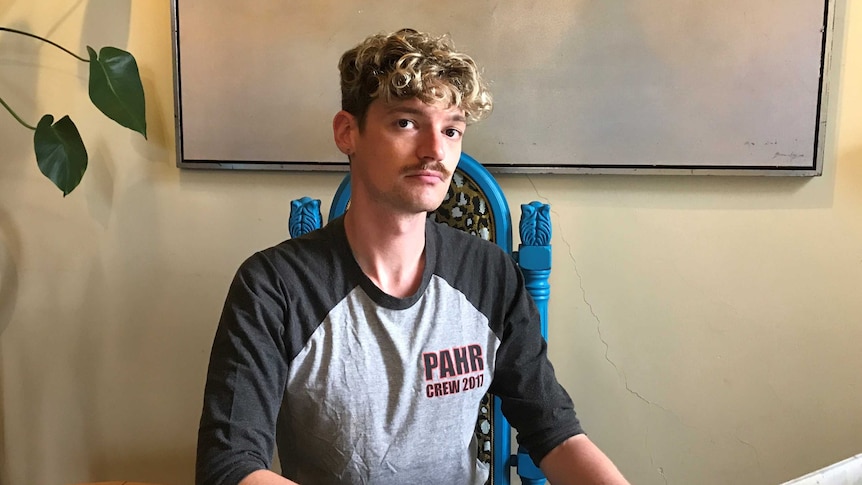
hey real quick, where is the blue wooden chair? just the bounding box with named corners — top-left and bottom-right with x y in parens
top-left (288, 152), bottom-right (553, 485)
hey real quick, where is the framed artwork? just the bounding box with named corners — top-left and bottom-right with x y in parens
top-left (172, 0), bottom-right (837, 175)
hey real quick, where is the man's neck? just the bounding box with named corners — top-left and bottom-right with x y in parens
top-left (343, 205), bottom-right (428, 298)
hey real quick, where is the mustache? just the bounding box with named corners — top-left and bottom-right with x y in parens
top-left (400, 162), bottom-right (451, 178)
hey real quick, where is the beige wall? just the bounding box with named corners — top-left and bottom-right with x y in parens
top-left (1, 2), bottom-right (860, 484)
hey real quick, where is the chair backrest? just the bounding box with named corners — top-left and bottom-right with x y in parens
top-left (289, 152), bottom-right (552, 485)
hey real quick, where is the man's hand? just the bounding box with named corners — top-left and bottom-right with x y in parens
top-left (238, 470), bottom-right (300, 485)
top-left (539, 434), bottom-right (630, 485)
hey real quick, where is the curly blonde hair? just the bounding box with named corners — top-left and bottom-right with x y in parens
top-left (339, 28), bottom-right (493, 128)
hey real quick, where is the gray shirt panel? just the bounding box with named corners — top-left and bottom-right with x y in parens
top-left (280, 277), bottom-right (498, 484)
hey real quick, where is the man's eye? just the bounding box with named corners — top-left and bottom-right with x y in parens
top-left (445, 128), bottom-right (462, 139)
top-left (396, 119), bottom-right (414, 128)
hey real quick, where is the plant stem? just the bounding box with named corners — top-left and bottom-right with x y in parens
top-left (0, 26), bottom-right (90, 63)
top-left (0, 96), bottom-right (37, 131)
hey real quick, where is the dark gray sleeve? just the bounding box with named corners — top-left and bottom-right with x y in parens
top-left (489, 263), bottom-right (584, 466)
top-left (196, 253), bottom-right (289, 485)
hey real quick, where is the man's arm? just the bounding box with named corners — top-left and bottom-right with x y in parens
top-left (238, 470), bottom-right (299, 485)
top-left (539, 434), bottom-right (629, 485)
top-left (197, 253), bottom-right (290, 485)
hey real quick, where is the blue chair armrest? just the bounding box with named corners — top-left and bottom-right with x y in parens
top-left (513, 200), bottom-right (552, 485)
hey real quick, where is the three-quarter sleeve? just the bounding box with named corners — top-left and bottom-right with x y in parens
top-left (196, 253), bottom-right (289, 485)
top-left (489, 262), bottom-right (584, 465)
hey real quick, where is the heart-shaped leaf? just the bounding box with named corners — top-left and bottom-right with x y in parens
top-left (34, 114), bottom-right (88, 196)
top-left (87, 46), bottom-right (147, 138)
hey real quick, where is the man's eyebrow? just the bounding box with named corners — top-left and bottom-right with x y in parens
top-left (450, 113), bottom-right (468, 123)
top-left (387, 106), bottom-right (467, 123)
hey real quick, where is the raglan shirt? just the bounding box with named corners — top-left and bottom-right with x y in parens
top-left (196, 216), bottom-right (583, 485)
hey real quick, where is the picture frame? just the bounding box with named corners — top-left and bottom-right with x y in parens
top-left (172, 0), bottom-right (836, 175)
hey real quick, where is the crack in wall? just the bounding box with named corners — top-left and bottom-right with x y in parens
top-left (657, 466), bottom-right (669, 485)
top-left (525, 176), bottom-right (677, 485)
top-left (736, 434), bottom-right (765, 481)
top-left (645, 421), bottom-right (669, 485)
top-left (524, 176), bottom-right (675, 413)
top-left (524, 176), bottom-right (767, 483)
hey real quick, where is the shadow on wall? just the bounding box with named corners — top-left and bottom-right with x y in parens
top-left (0, 11), bottom-right (40, 485)
top-left (0, 206), bottom-right (22, 485)
top-left (0, 16), bottom-right (30, 485)
top-left (81, 0), bottom-right (130, 46)
top-left (0, 11), bottom-right (36, 485)
top-left (78, 0), bottom-right (131, 82)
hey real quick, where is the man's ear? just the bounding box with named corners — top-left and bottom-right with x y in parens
top-left (333, 110), bottom-right (357, 156)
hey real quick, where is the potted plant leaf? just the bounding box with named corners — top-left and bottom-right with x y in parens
top-left (0, 27), bottom-right (146, 196)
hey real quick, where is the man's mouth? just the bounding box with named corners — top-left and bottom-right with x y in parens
top-left (406, 170), bottom-right (445, 184)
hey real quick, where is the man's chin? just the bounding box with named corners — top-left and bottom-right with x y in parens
top-left (404, 201), bottom-right (445, 216)
top-left (398, 192), bottom-right (447, 214)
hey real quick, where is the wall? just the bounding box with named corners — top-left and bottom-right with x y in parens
top-left (0, 1), bottom-right (860, 484)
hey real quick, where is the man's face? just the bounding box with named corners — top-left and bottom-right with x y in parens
top-left (336, 97), bottom-right (466, 215)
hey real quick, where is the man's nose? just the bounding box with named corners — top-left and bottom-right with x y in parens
top-left (417, 129), bottom-right (446, 162)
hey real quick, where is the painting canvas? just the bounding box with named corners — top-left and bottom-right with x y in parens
top-left (172, 0), bottom-right (835, 175)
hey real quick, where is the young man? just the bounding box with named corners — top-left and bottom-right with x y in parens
top-left (196, 29), bottom-right (629, 485)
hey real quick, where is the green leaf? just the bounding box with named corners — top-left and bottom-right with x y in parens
top-left (34, 114), bottom-right (88, 196)
top-left (87, 46), bottom-right (147, 138)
